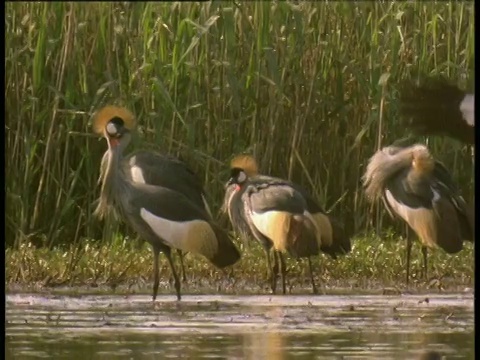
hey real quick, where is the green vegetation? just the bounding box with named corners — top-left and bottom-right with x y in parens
top-left (6, 234), bottom-right (474, 295)
top-left (5, 2), bottom-right (474, 291)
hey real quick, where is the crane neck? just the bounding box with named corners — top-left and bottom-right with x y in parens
top-left (105, 144), bottom-right (126, 187)
top-left (94, 135), bottom-right (131, 220)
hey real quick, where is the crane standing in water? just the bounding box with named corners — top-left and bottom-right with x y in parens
top-left (223, 155), bottom-right (351, 294)
top-left (99, 146), bottom-right (213, 282)
top-left (93, 106), bottom-right (240, 300)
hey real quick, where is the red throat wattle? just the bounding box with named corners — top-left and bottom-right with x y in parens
top-left (235, 184), bottom-right (241, 191)
top-left (109, 138), bottom-right (119, 147)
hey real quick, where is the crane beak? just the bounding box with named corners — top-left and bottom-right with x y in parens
top-left (104, 127), bottom-right (128, 148)
top-left (225, 178), bottom-right (235, 188)
top-left (225, 179), bottom-right (241, 191)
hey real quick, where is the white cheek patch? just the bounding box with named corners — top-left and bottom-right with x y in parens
top-left (140, 208), bottom-right (218, 258)
top-left (130, 165), bottom-right (146, 184)
top-left (460, 94), bottom-right (474, 126)
top-left (237, 171), bottom-right (247, 183)
top-left (106, 122), bottom-right (118, 136)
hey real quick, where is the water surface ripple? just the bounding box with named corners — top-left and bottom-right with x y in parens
top-left (6, 293), bottom-right (474, 359)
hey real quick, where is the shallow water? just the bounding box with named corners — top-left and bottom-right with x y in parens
top-left (6, 293), bottom-right (474, 359)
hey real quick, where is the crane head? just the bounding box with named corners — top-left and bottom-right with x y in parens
top-left (93, 105), bottom-right (136, 147)
top-left (104, 117), bottom-right (129, 146)
top-left (411, 146), bottom-right (435, 173)
top-left (230, 154), bottom-right (259, 177)
top-left (226, 168), bottom-right (248, 190)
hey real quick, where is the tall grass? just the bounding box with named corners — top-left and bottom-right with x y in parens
top-left (5, 2), bottom-right (474, 250)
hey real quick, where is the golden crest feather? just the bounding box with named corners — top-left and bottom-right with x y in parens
top-left (230, 154), bottom-right (259, 177)
top-left (92, 105), bottom-right (136, 135)
top-left (411, 146), bottom-right (435, 173)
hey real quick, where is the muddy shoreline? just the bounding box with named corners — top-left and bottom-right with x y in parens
top-left (6, 277), bottom-right (474, 298)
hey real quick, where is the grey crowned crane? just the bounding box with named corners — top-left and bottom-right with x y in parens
top-left (93, 106), bottom-right (241, 301)
top-left (99, 147), bottom-right (213, 282)
top-left (223, 155), bottom-right (352, 294)
top-left (223, 155), bottom-right (352, 259)
top-left (363, 144), bottom-right (474, 284)
top-left (398, 76), bottom-right (474, 144)
top-left (224, 156), bottom-right (352, 259)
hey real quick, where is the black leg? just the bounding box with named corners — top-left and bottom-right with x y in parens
top-left (165, 250), bottom-right (182, 301)
top-left (177, 249), bottom-right (187, 282)
top-left (264, 247), bottom-right (272, 288)
top-left (271, 250), bottom-right (279, 294)
top-left (421, 246), bottom-right (428, 280)
top-left (406, 225), bottom-right (413, 286)
top-left (278, 251), bottom-right (287, 295)
top-left (307, 257), bottom-right (318, 294)
top-left (152, 247), bottom-right (160, 301)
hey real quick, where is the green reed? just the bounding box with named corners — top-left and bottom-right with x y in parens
top-left (5, 2), bottom-right (474, 285)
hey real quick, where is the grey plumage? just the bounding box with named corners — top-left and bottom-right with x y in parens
top-left (224, 166), bottom-right (322, 294)
top-left (100, 149), bottom-right (213, 281)
top-left (290, 182), bottom-right (352, 259)
top-left (399, 76), bottom-right (474, 144)
top-left (363, 143), bottom-right (474, 284)
top-left (223, 154), bottom-right (352, 294)
top-left (93, 107), bottom-right (240, 301)
top-left (223, 156), bottom-right (352, 260)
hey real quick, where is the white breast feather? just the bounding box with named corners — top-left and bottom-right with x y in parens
top-left (130, 165), bottom-right (146, 184)
top-left (251, 210), bottom-right (283, 240)
top-left (385, 189), bottom-right (442, 221)
top-left (140, 208), bottom-right (217, 258)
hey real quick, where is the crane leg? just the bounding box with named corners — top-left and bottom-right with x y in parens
top-left (271, 251), bottom-right (279, 294)
top-left (265, 247), bottom-right (272, 289)
top-left (271, 250), bottom-right (279, 294)
top-left (152, 247), bottom-right (160, 301)
top-left (278, 251), bottom-right (287, 295)
top-left (421, 246), bottom-right (428, 280)
top-left (307, 257), bottom-right (318, 295)
top-left (165, 250), bottom-right (182, 301)
top-left (405, 225), bottom-right (413, 286)
top-left (177, 249), bottom-right (187, 282)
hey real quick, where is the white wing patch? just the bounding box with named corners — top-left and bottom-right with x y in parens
top-left (251, 210), bottom-right (291, 251)
top-left (385, 190), bottom-right (438, 248)
top-left (460, 94), bottom-right (474, 126)
top-left (140, 208), bottom-right (218, 258)
top-left (130, 165), bottom-right (146, 184)
top-left (385, 190), bottom-right (419, 221)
